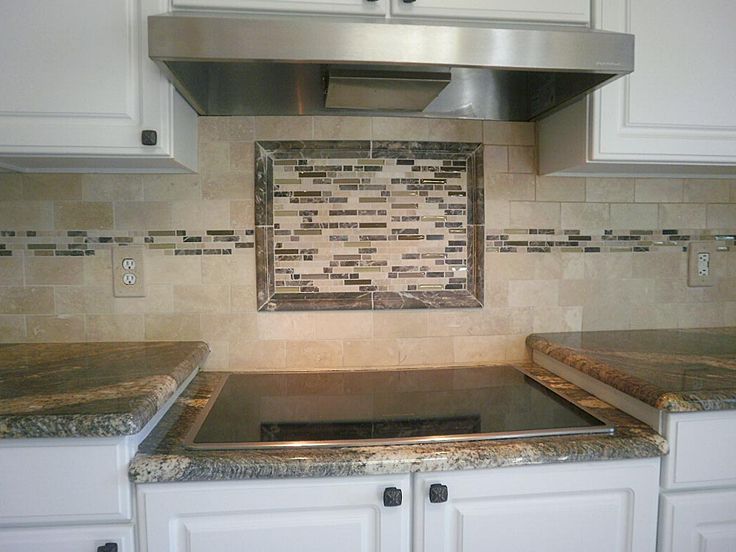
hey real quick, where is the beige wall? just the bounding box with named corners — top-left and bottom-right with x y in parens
top-left (0, 116), bottom-right (735, 371)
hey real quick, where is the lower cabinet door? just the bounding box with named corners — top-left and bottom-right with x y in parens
top-left (0, 524), bottom-right (134, 552)
top-left (414, 459), bottom-right (660, 552)
top-left (659, 489), bottom-right (736, 552)
top-left (137, 475), bottom-right (411, 552)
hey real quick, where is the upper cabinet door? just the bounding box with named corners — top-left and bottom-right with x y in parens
top-left (171, 0), bottom-right (388, 16)
top-left (389, 0), bottom-right (590, 24)
top-left (0, 0), bottom-right (197, 172)
top-left (591, 0), bottom-right (736, 163)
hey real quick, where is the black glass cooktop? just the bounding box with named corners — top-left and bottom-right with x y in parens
top-left (185, 365), bottom-right (613, 450)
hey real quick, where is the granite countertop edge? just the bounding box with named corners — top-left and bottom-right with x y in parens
top-left (526, 333), bottom-right (736, 413)
top-left (129, 364), bottom-right (668, 484)
top-left (0, 342), bottom-right (210, 439)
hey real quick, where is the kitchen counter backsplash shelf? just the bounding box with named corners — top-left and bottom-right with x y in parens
top-left (255, 141), bottom-right (484, 311)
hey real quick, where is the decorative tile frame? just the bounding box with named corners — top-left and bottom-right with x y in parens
top-left (255, 141), bottom-right (484, 311)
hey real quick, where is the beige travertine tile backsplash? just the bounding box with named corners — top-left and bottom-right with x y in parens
top-left (1, 116), bottom-right (735, 371)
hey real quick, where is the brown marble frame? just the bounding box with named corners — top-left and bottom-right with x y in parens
top-left (255, 141), bottom-right (484, 311)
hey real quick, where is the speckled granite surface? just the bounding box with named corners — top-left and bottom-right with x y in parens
top-left (129, 362), bottom-right (666, 483)
top-left (0, 342), bottom-right (209, 438)
top-left (527, 328), bottom-right (736, 412)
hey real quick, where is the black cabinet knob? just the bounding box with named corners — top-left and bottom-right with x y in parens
top-left (141, 130), bottom-right (158, 146)
top-left (402, 0), bottom-right (417, 3)
top-left (97, 544), bottom-right (118, 552)
top-left (383, 487), bottom-right (403, 507)
top-left (429, 483), bottom-right (448, 503)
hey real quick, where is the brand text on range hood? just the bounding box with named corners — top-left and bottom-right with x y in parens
top-left (148, 14), bottom-right (634, 121)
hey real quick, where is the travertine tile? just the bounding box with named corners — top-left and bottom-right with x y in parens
top-left (507, 280), bottom-right (559, 307)
top-left (0, 174), bottom-right (23, 200)
top-left (25, 256), bottom-right (83, 285)
top-left (254, 116), bottom-right (313, 140)
top-left (23, 174), bottom-right (82, 200)
top-left (0, 316), bottom-right (26, 342)
top-left (635, 178), bottom-right (683, 203)
top-left (629, 303), bottom-right (679, 330)
top-left (173, 285), bottom-right (230, 313)
top-left (143, 174), bottom-right (201, 201)
top-left (483, 279), bottom-right (509, 307)
top-left (485, 253), bottom-right (536, 281)
top-left (658, 203), bottom-right (706, 229)
top-left (676, 302), bottom-right (724, 328)
top-left (86, 314), bottom-right (144, 341)
top-left (147, 255), bottom-right (201, 285)
top-left (585, 178), bottom-right (635, 203)
top-left (561, 203), bottom-right (610, 229)
top-left (610, 203), bottom-right (659, 229)
top-left (373, 311), bottom-right (428, 338)
top-left (0, 287), bottom-right (54, 314)
top-left (536, 176), bottom-right (586, 202)
top-left (171, 200), bottom-right (231, 228)
top-left (508, 146), bottom-right (536, 174)
top-left (483, 145), bottom-right (508, 173)
top-left (684, 180), bottom-right (731, 203)
top-left (398, 337), bottom-right (454, 366)
top-left (725, 302), bottom-right (736, 326)
top-left (504, 334), bottom-right (529, 361)
top-left (83, 249), bottom-right (113, 287)
top-left (581, 303), bottom-right (631, 331)
top-left (55, 201), bottom-right (113, 230)
top-left (285, 340), bottom-right (342, 368)
top-left (0, 256), bottom-right (24, 286)
top-left (257, 312), bottom-right (315, 340)
top-left (486, 174), bottom-right (535, 201)
top-left (200, 313), bottom-right (257, 342)
top-left (144, 313), bottom-right (201, 340)
top-left (313, 116), bottom-right (371, 140)
top-left (371, 117), bottom-right (430, 141)
top-left (732, 182), bottom-right (736, 203)
top-left (0, 201), bottom-right (53, 229)
top-left (55, 286), bottom-right (114, 315)
top-left (202, 255), bottom-right (253, 285)
top-left (229, 199), bottom-right (255, 228)
top-left (229, 340), bottom-right (286, 370)
top-left (632, 252), bottom-right (683, 279)
top-left (202, 171), bottom-right (252, 200)
top-left (452, 335), bottom-right (506, 364)
top-left (483, 121), bottom-right (535, 146)
top-left (26, 315), bottom-right (85, 342)
top-left (484, 199), bottom-right (511, 228)
top-left (230, 284), bottom-right (258, 313)
top-left (532, 306), bottom-right (583, 333)
top-left (113, 284), bottom-right (173, 314)
top-left (343, 339), bottom-right (399, 367)
top-left (427, 119), bottom-right (483, 142)
top-left (114, 201), bottom-right (172, 230)
top-left (426, 310), bottom-right (498, 336)
top-left (508, 201), bottom-right (560, 228)
top-left (706, 204), bottom-right (736, 228)
top-left (202, 341), bottom-right (229, 371)
top-left (198, 142), bottom-right (231, 175)
top-left (480, 306), bottom-right (534, 336)
top-left (230, 142), bottom-right (255, 171)
top-left (199, 116), bottom-right (254, 142)
top-left (82, 175), bottom-right (143, 201)
top-left (584, 252), bottom-right (633, 280)
top-left (312, 311), bottom-right (373, 339)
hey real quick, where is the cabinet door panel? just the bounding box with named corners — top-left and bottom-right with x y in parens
top-left (389, 0), bottom-right (589, 24)
top-left (593, 0), bottom-right (736, 162)
top-left (659, 489), bottom-right (736, 552)
top-left (171, 0), bottom-right (387, 16)
top-left (414, 459), bottom-right (659, 552)
top-left (137, 475), bottom-right (410, 552)
top-left (0, 524), bottom-right (135, 552)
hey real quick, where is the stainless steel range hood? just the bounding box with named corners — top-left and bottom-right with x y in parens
top-left (148, 13), bottom-right (634, 121)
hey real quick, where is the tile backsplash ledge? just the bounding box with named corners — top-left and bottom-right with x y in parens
top-left (0, 116), bottom-right (734, 371)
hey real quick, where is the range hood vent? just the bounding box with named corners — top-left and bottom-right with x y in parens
top-left (148, 13), bottom-right (634, 121)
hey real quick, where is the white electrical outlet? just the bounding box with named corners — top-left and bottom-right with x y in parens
top-left (113, 246), bottom-right (146, 297)
top-left (687, 241), bottom-right (717, 287)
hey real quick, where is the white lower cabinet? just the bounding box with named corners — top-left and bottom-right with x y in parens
top-left (659, 489), bottom-right (736, 552)
top-left (0, 524), bottom-right (135, 552)
top-left (136, 475), bottom-right (412, 552)
top-left (137, 459), bottom-right (660, 552)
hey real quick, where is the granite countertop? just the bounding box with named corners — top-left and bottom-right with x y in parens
top-left (129, 362), bottom-right (667, 483)
top-left (527, 328), bottom-right (736, 412)
top-left (0, 341), bottom-right (210, 439)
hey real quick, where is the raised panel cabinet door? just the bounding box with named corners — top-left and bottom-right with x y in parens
top-left (659, 489), bottom-right (736, 552)
top-left (137, 475), bottom-right (411, 552)
top-left (591, 0), bottom-right (736, 163)
top-left (171, 0), bottom-right (387, 16)
top-left (0, 0), bottom-right (196, 171)
top-left (414, 459), bottom-right (660, 552)
top-left (0, 524), bottom-right (135, 552)
top-left (389, 0), bottom-right (590, 24)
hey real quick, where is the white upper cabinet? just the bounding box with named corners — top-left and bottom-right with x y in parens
top-left (538, 0), bottom-right (736, 176)
top-left (389, 0), bottom-right (590, 24)
top-left (171, 0), bottom-right (388, 16)
top-left (0, 0), bottom-right (197, 173)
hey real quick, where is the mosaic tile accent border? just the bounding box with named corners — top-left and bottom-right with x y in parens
top-left (485, 229), bottom-right (736, 253)
top-left (255, 141), bottom-right (485, 311)
top-left (0, 230), bottom-right (255, 257)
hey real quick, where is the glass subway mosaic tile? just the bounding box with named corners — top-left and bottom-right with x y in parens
top-left (255, 141), bottom-right (485, 311)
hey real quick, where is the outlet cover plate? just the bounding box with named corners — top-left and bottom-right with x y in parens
top-left (113, 246), bottom-right (146, 297)
top-left (687, 241), bottom-right (717, 287)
